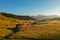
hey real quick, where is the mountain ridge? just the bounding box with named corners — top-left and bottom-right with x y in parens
top-left (32, 15), bottom-right (60, 21)
top-left (0, 12), bottom-right (35, 20)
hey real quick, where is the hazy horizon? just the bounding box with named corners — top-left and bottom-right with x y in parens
top-left (0, 0), bottom-right (60, 16)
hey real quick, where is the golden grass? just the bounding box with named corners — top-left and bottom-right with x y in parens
top-left (8, 20), bottom-right (60, 39)
top-left (0, 28), bottom-right (13, 39)
top-left (0, 14), bottom-right (60, 39)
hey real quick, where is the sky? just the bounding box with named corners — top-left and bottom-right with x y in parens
top-left (0, 0), bottom-right (60, 16)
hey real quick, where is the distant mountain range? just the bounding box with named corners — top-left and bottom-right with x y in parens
top-left (0, 12), bottom-right (60, 21)
top-left (32, 15), bottom-right (60, 21)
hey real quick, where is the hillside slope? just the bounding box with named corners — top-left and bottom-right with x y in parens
top-left (0, 12), bottom-right (35, 27)
top-left (0, 13), bottom-right (60, 40)
top-left (0, 12), bottom-right (35, 39)
top-left (1, 12), bottom-right (35, 20)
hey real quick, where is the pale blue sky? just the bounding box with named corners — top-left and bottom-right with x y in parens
top-left (0, 0), bottom-right (60, 16)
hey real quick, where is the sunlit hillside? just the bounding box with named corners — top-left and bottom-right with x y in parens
top-left (0, 13), bottom-right (35, 39)
top-left (0, 13), bottom-right (60, 40)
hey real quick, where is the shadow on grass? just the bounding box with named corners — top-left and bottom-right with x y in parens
top-left (20, 35), bottom-right (60, 40)
top-left (1, 35), bottom-right (60, 40)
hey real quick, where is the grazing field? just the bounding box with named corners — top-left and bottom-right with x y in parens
top-left (0, 20), bottom-right (60, 40)
top-left (7, 20), bottom-right (60, 40)
top-left (0, 13), bottom-right (60, 40)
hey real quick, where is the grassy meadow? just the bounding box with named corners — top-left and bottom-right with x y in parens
top-left (0, 13), bottom-right (60, 40)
